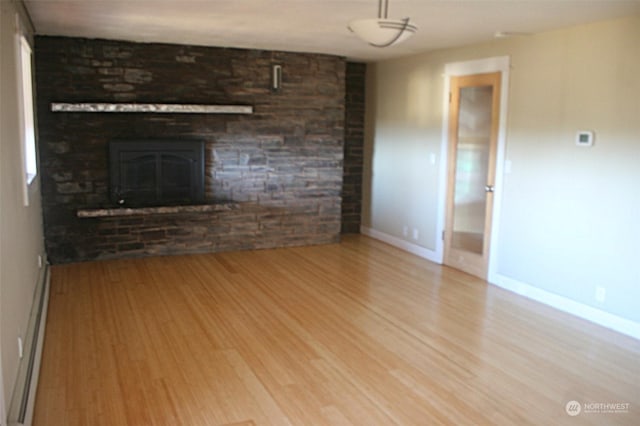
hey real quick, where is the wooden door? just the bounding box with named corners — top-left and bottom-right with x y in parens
top-left (444, 72), bottom-right (501, 279)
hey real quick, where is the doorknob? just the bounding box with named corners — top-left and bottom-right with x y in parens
top-left (485, 185), bottom-right (495, 193)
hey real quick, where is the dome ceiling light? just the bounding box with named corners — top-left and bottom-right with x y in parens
top-left (348, 0), bottom-right (418, 48)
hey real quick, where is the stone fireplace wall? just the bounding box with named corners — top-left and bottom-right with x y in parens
top-left (342, 63), bottom-right (365, 234)
top-left (35, 36), bottom-right (346, 264)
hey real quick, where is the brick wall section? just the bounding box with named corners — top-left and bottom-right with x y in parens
top-left (35, 36), bottom-right (345, 264)
top-left (341, 62), bottom-right (366, 234)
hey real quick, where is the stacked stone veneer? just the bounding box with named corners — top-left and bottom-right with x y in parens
top-left (35, 36), bottom-right (346, 264)
top-left (342, 63), bottom-right (365, 234)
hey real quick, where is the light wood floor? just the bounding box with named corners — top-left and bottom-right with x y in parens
top-left (34, 235), bottom-right (640, 425)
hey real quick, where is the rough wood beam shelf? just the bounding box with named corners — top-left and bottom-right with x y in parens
top-left (51, 103), bottom-right (253, 114)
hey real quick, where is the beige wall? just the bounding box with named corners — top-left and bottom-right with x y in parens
top-left (364, 15), bottom-right (640, 322)
top-left (0, 0), bottom-right (45, 415)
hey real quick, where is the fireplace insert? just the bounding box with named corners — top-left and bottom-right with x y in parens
top-left (109, 139), bottom-right (205, 207)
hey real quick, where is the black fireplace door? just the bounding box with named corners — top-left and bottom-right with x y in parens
top-left (110, 140), bottom-right (204, 207)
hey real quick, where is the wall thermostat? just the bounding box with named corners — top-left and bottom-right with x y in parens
top-left (576, 131), bottom-right (594, 147)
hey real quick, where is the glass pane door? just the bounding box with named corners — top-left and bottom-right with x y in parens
top-left (451, 85), bottom-right (493, 254)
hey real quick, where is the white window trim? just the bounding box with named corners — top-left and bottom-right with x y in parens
top-left (16, 14), bottom-right (38, 206)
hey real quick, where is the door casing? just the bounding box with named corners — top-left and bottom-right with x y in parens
top-left (444, 72), bottom-right (501, 280)
top-left (436, 56), bottom-right (511, 284)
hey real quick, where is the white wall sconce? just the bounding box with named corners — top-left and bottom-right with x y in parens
top-left (272, 64), bottom-right (282, 91)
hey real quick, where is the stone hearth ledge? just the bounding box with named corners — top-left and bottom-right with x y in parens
top-left (51, 103), bottom-right (253, 114)
top-left (77, 203), bottom-right (240, 218)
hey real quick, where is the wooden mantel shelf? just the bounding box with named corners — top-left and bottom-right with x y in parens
top-left (77, 203), bottom-right (240, 218)
top-left (51, 103), bottom-right (253, 114)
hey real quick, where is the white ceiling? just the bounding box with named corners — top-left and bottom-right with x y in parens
top-left (24, 0), bottom-right (640, 61)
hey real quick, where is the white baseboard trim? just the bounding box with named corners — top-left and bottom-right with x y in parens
top-left (493, 274), bottom-right (640, 341)
top-left (20, 265), bottom-right (50, 426)
top-left (9, 265), bottom-right (51, 426)
top-left (360, 226), bottom-right (441, 264)
top-left (358, 227), bottom-right (639, 340)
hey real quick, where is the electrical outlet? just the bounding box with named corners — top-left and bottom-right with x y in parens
top-left (412, 228), bottom-right (419, 240)
top-left (595, 287), bottom-right (606, 303)
top-left (402, 226), bottom-right (409, 237)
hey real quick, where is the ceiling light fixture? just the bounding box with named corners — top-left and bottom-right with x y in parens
top-left (494, 31), bottom-right (531, 39)
top-left (348, 0), bottom-right (418, 48)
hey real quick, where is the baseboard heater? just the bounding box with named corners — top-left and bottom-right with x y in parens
top-left (7, 263), bottom-right (51, 426)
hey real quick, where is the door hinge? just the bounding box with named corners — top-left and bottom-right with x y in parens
top-left (442, 230), bottom-right (445, 241)
top-left (449, 92), bottom-right (452, 103)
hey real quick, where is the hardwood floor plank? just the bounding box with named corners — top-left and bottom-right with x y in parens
top-left (33, 236), bottom-right (640, 425)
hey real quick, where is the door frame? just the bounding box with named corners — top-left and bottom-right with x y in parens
top-left (436, 56), bottom-right (510, 284)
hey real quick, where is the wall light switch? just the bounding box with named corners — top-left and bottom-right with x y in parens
top-left (504, 159), bottom-right (512, 174)
top-left (576, 131), bottom-right (594, 147)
